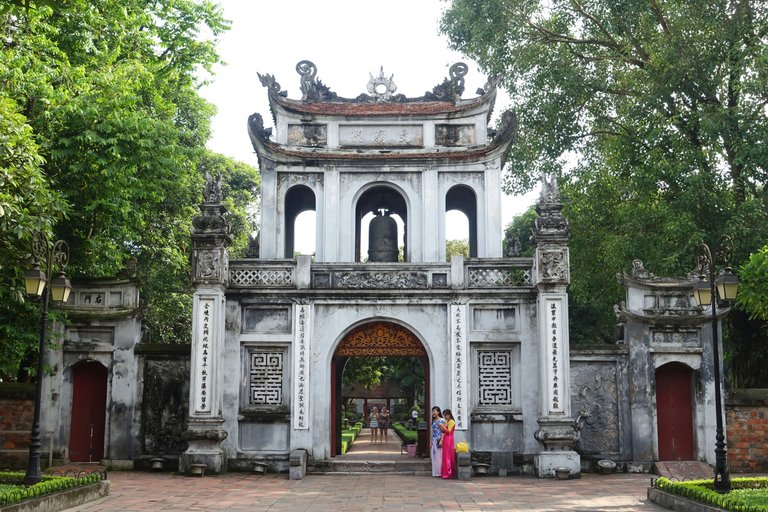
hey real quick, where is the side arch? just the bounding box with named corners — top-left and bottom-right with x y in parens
top-left (284, 185), bottom-right (316, 258)
top-left (446, 184), bottom-right (477, 258)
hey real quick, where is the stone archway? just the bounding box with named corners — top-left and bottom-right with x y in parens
top-left (330, 321), bottom-right (429, 456)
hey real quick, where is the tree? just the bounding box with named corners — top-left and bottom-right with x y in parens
top-left (442, 0), bottom-right (768, 357)
top-left (446, 238), bottom-right (469, 259)
top-left (0, 1), bottom-right (260, 376)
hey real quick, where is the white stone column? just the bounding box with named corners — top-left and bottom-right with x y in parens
top-left (483, 160), bottom-right (503, 257)
top-left (260, 162), bottom-right (278, 258)
top-left (422, 167), bottom-right (439, 262)
top-left (322, 168), bottom-right (340, 262)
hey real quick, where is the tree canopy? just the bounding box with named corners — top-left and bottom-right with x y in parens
top-left (0, 1), bottom-right (259, 378)
top-left (442, 0), bottom-right (767, 376)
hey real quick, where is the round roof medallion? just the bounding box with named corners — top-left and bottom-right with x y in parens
top-left (367, 66), bottom-right (397, 102)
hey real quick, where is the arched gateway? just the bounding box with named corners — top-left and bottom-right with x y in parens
top-left (330, 321), bottom-right (429, 455)
top-left (182, 61), bottom-right (579, 477)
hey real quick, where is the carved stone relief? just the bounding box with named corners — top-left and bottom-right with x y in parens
top-left (571, 362), bottom-right (620, 454)
top-left (287, 124), bottom-right (327, 147)
top-left (331, 271), bottom-right (428, 289)
top-left (539, 250), bottom-right (567, 281)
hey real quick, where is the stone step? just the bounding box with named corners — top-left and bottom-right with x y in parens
top-left (310, 459), bottom-right (432, 475)
top-left (654, 460), bottom-right (713, 480)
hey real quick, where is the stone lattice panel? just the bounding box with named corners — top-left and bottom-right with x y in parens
top-left (250, 351), bottom-right (284, 405)
top-left (468, 268), bottom-right (531, 287)
top-left (230, 269), bottom-right (293, 287)
top-left (478, 351), bottom-right (512, 405)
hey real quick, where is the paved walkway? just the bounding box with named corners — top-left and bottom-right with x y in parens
top-left (65, 470), bottom-right (667, 511)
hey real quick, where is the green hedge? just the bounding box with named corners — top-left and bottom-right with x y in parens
top-left (653, 477), bottom-right (768, 511)
top-left (393, 422), bottom-right (417, 444)
top-left (0, 472), bottom-right (102, 506)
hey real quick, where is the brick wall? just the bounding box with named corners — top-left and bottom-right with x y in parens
top-left (0, 383), bottom-right (35, 469)
top-left (727, 389), bottom-right (768, 473)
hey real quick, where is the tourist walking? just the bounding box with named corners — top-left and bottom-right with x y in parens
top-left (431, 406), bottom-right (445, 477)
top-left (369, 407), bottom-right (379, 444)
top-left (440, 408), bottom-right (456, 479)
top-left (379, 407), bottom-right (390, 443)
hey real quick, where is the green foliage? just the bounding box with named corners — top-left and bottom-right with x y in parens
top-left (0, 1), bottom-right (258, 364)
top-left (503, 207), bottom-right (536, 257)
top-left (443, 0), bottom-right (768, 358)
top-left (653, 477), bottom-right (768, 511)
top-left (446, 238), bottom-right (469, 259)
top-left (739, 244), bottom-right (768, 322)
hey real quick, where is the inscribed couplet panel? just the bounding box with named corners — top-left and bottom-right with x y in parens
top-left (450, 304), bottom-right (469, 430)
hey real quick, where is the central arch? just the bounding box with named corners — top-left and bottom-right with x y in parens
top-left (330, 321), bottom-right (430, 456)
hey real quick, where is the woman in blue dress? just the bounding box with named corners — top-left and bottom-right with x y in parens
top-left (430, 406), bottom-right (445, 476)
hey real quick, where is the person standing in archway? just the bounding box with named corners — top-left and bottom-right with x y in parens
top-left (431, 406), bottom-right (445, 477)
top-left (440, 409), bottom-right (456, 479)
top-left (379, 407), bottom-right (390, 444)
top-left (369, 407), bottom-right (380, 444)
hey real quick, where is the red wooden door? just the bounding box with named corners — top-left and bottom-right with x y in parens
top-left (69, 361), bottom-right (107, 462)
top-left (656, 362), bottom-right (695, 460)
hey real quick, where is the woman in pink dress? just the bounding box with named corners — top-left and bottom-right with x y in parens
top-left (439, 408), bottom-right (456, 479)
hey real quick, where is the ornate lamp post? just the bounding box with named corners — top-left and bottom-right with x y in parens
top-left (691, 235), bottom-right (739, 494)
top-left (22, 232), bottom-right (71, 486)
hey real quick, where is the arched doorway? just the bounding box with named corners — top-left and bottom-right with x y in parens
top-left (69, 360), bottom-right (108, 462)
top-left (330, 321), bottom-right (429, 456)
top-left (656, 362), bottom-right (695, 460)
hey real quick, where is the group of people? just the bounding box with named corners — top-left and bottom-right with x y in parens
top-left (368, 406), bottom-right (390, 443)
top-left (431, 406), bottom-right (456, 479)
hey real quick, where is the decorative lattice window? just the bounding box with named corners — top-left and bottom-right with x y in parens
top-left (478, 350), bottom-right (512, 405)
top-left (249, 351), bottom-right (284, 405)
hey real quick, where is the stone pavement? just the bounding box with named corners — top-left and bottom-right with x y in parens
top-left (64, 471), bottom-right (668, 511)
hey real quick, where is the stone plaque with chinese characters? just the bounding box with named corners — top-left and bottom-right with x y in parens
top-left (450, 304), bottom-right (469, 430)
top-left (339, 125), bottom-right (423, 147)
top-left (292, 304), bottom-right (311, 430)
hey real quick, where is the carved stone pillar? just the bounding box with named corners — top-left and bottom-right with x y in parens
top-left (532, 175), bottom-right (580, 477)
top-left (182, 176), bottom-right (232, 474)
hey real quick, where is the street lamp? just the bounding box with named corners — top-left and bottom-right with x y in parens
top-left (691, 235), bottom-right (739, 494)
top-left (22, 232), bottom-right (71, 486)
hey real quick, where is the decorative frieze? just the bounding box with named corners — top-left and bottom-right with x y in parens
top-left (450, 304), bottom-right (469, 430)
top-left (292, 304), bottom-right (311, 430)
top-left (287, 124), bottom-right (327, 147)
top-left (331, 271), bottom-right (428, 289)
top-left (435, 124), bottom-right (476, 147)
top-left (334, 322), bottom-right (426, 357)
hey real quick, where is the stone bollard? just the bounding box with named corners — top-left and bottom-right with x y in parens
top-left (457, 452), bottom-right (471, 480)
top-left (289, 449), bottom-right (308, 480)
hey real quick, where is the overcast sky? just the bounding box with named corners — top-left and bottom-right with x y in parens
top-left (199, 0), bottom-right (538, 250)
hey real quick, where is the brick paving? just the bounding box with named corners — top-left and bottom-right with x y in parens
top-left (63, 471), bottom-right (668, 511)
